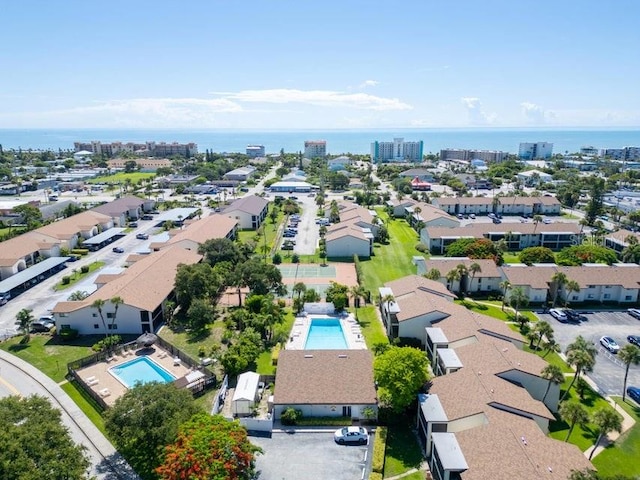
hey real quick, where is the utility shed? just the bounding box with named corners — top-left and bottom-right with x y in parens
top-left (232, 371), bottom-right (260, 416)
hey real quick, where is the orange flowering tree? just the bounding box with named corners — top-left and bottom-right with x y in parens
top-left (156, 413), bottom-right (262, 480)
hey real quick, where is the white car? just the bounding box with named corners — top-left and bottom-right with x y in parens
top-left (334, 426), bottom-right (369, 445)
top-left (549, 308), bottom-right (568, 322)
top-left (600, 336), bottom-right (620, 354)
top-left (627, 308), bottom-right (640, 320)
top-left (543, 218), bottom-right (552, 224)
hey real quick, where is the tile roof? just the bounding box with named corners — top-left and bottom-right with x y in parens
top-left (162, 214), bottom-right (238, 247)
top-left (91, 196), bottom-right (146, 217)
top-left (52, 246), bottom-right (201, 313)
top-left (222, 195), bottom-right (268, 215)
top-left (273, 350), bottom-right (376, 405)
top-left (424, 258), bottom-right (501, 278)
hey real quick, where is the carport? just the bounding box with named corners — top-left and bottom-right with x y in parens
top-left (83, 228), bottom-right (126, 251)
top-left (0, 257), bottom-right (69, 298)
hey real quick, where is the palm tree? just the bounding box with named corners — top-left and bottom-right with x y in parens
top-left (380, 293), bottom-right (395, 330)
top-left (564, 280), bottom-right (580, 307)
top-left (542, 336), bottom-right (561, 358)
top-left (561, 336), bottom-right (597, 401)
top-left (293, 282), bottom-right (307, 300)
top-left (424, 268), bottom-right (441, 281)
top-left (551, 272), bottom-right (568, 307)
top-left (16, 308), bottom-right (35, 338)
top-left (91, 299), bottom-right (108, 337)
top-left (413, 206), bottom-right (422, 229)
top-left (468, 262), bottom-right (482, 293)
top-left (588, 407), bottom-right (623, 460)
top-left (559, 401), bottom-right (589, 442)
top-left (533, 320), bottom-right (554, 350)
top-left (109, 296), bottom-right (123, 334)
top-left (509, 286), bottom-right (528, 324)
top-left (499, 280), bottom-right (511, 311)
top-left (533, 214), bottom-right (543, 233)
top-left (492, 196), bottom-right (501, 215)
top-left (446, 268), bottom-right (462, 294)
top-left (540, 364), bottom-right (565, 405)
top-left (620, 344), bottom-right (640, 401)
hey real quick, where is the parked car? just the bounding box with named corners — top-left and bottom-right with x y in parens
top-left (627, 386), bottom-right (640, 404)
top-left (565, 310), bottom-right (586, 323)
top-left (488, 213), bottom-right (496, 219)
top-left (334, 426), bottom-right (369, 445)
top-left (457, 213), bottom-right (464, 219)
top-left (543, 218), bottom-right (552, 224)
top-left (129, 221), bottom-right (138, 227)
top-left (39, 315), bottom-right (55, 326)
top-left (549, 308), bottom-right (568, 322)
top-left (469, 213), bottom-right (476, 219)
top-left (600, 336), bottom-right (620, 353)
top-left (283, 232), bottom-right (296, 238)
top-left (492, 218), bottom-right (502, 224)
top-left (136, 233), bottom-right (149, 240)
top-left (0, 292), bottom-right (11, 305)
top-left (627, 335), bottom-right (640, 347)
top-left (281, 243), bottom-right (294, 250)
top-left (112, 247), bottom-right (125, 253)
top-left (141, 215), bottom-right (153, 220)
top-left (30, 321), bottom-right (53, 333)
top-left (66, 256), bottom-right (79, 262)
top-left (627, 308), bottom-right (640, 320)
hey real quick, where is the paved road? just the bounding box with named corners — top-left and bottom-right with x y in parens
top-left (536, 309), bottom-right (640, 395)
top-left (0, 350), bottom-right (139, 479)
top-left (293, 195), bottom-right (319, 255)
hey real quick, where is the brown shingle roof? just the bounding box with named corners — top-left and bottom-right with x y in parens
top-left (91, 196), bottom-right (146, 217)
top-left (385, 274), bottom-right (457, 299)
top-left (52, 246), bottom-right (201, 313)
top-left (162, 214), bottom-right (237, 247)
top-left (434, 196), bottom-right (560, 207)
top-left (325, 224), bottom-right (370, 242)
top-left (425, 221), bottom-right (582, 240)
top-left (502, 264), bottom-right (640, 290)
top-left (274, 350), bottom-right (376, 405)
top-left (0, 231), bottom-right (59, 266)
top-left (222, 195), bottom-right (268, 215)
top-left (606, 228), bottom-right (640, 245)
top-left (36, 211), bottom-right (112, 240)
top-left (425, 258), bottom-right (501, 278)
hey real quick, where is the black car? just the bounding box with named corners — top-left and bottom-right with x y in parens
top-left (627, 386), bottom-right (640, 404)
top-left (141, 215), bottom-right (153, 220)
top-left (492, 218), bottom-right (502, 224)
top-left (565, 310), bottom-right (586, 323)
top-left (628, 335), bottom-right (640, 347)
top-left (112, 247), bottom-right (125, 253)
top-left (136, 233), bottom-right (149, 240)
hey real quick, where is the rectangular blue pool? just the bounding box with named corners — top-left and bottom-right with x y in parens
top-left (110, 356), bottom-right (176, 388)
top-left (304, 318), bottom-right (348, 350)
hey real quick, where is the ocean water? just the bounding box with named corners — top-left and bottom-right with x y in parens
top-left (1, 128), bottom-right (640, 155)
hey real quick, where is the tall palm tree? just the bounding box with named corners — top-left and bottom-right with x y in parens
top-left (561, 336), bottom-right (597, 401)
top-left (293, 282), bottom-right (307, 300)
top-left (540, 364), bottom-right (565, 405)
top-left (109, 296), bottom-right (124, 334)
top-left (619, 344), bottom-right (640, 401)
top-left (559, 401), bottom-right (589, 442)
top-left (564, 280), bottom-right (580, 307)
top-left (551, 272), bottom-right (568, 307)
top-left (413, 206), bottom-right (422, 229)
top-left (424, 268), bottom-right (441, 281)
top-left (543, 337), bottom-right (561, 358)
top-left (533, 320), bottom-right (554, 350)
top-left (91, 299), bottom-right (108, 338)
top-left (509, 286), bottom-right (528, 324)
top-left (380, 293), bottom-right (395, 331)
top-left (533, 214), bottom-right (543, 233)
top-left (468, 262), bottom-right (482, 293)
top-left (499, 280), bottom-right (511, 311)
top-left (16, 308), bottom-right (35, 338)
top-left (446, 268), bottom-right (462, 294)
top-left (588, 407), bottom-right (623, 460)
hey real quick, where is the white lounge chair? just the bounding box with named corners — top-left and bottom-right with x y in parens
top-left (99, 388), bottom-right (111, 398)
top-left (87, 378), bottom-right (99, 386)
top-left (158, 351), bottom-right (168, 359)
top-left (173, 357), bottom-right (182, 366)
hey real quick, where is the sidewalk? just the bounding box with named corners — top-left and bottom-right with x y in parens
top-left (0, 349), bottom-right (140, 479)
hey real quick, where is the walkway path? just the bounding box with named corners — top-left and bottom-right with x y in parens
top-left (0, 349), bottom-right (139, 479)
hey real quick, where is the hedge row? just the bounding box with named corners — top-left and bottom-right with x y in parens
top-left (372, 426), bottom-right (388, 474)
top-left (369, 473), bottom-right (383, 480)
top-left (271, 343), bottom-right (281, 366)
top-left (353, 254), bottom-right (363, 284)
top-left (71, 249), bottom-right (89, 255)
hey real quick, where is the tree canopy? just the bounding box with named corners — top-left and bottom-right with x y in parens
top-left (198, 238), bottom-right (246, 266)
top-left (156, 413), bottom-right (262, 480)
top-left (445, 238), bottom-right (502, 264)
top-left (103, 383), bottom-right (201, 480)
top-left (374, 346), bottom-right (430, 413)
top-left (518, 246), bottom-right (556, 265)
top-left (0, 395), bottom-right (91, 480)
top-left (556, 245), bottom-right (617, 266)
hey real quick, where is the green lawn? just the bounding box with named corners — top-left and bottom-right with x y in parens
top-left (0, 334), bottom-right (105, 383)
top-left (61, 381), bottom-right (106, 435)
top-left (549, 377), bottom-right (619, 452)
top-left (87, 172), bottom-right (156, 184)
top-left (353, 305), bottom-right (388, 348)
top-left (592, 397), bottom-right (640, 476)
top-left (383, 422), bottom-right (424, 478)
top-left (502, 252), bottom-right (521, 264)
top-left (456, 299), bottom-right (537, 323)
top-left (53, 261), bottom-right (105, 291)
top-left (359, 211), bottom-right (423, 294)
top-left (0, 226), bottom-right (27, 241)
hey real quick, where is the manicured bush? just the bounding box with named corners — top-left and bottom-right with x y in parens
top-left (70, 248), bottom-right (89, 256)
top-left (296, 416), bottom-right (350, 426)
top-left (80, 265), bottom-right (89, 274)
top-left (61, 276), bottom-right (71, 285)
top-left (271, 343), bottom-right (281, 366)
top-left (280, 407), bottom-right (303, 426)
top-left (58, 328), bottom-right (79, 341)
top-left (369, 473), bottom-right (383, 480)
top-left (415, 242), bottom-right (428, 253)
top-left (291, 253), bottom-right (300, 263)
top-left (372, 426), bottom-right (388, 474)
top-left (272, 253), bottom-right (282, 264)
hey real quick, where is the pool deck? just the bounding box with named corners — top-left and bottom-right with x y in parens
top-left (286, 313), bottom-right (367, 350)
top-left (76, 346), bottom-right (192, 406)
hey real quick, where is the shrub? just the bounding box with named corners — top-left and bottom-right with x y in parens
top-left (271, 343), bottom-right (281, 366)
top-left (280, 407), bottom-right (303, 426)
top-left (369, 474), bottom-right (383, 480)
top-left (58, 328), bottom-right (79, 341)
top-left (291, 253), bottom-right (300, 263)
top-left (296, 416), bottom-right (350, 426)
top-left (415, 242), bottom-right (428, 253)
top-left (62, 276), bottom-right (71, 285)
top-left (272, 253), bottom-right (282, 264)
top-left (91, 335), bottom-right (122, 352)
top-left (372, 426), bottom-right (388, 474)
top-left (80, 265), bottom-right (89, 274)
top-left (70, 248), bottom-right (89, 256)
top-left (198, 346), bottom-right (206, 357)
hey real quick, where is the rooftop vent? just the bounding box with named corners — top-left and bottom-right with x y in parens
top-left (304, 354), bottom-right (313, 358)
top-left (337, 354), bottom-right (348, 358)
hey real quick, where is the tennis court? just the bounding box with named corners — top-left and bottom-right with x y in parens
top-left (278, 265), bottom-right (337, 279)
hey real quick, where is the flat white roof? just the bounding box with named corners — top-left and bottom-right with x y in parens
top-left (419, 393), bottom-right (448, 422)
top-left (431, 432), bottom-right (469, 471)
top-left (437, 348), bottom-right (464, 369)
top-left (232, 371), bottom-right (260, 402)
top-left (426, 327), bottom-right (448, 344)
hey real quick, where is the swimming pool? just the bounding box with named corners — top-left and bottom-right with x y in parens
top-left (304, 318), bottom-right (347, 349)
top-left (110, 357), bottom-right (176, 388)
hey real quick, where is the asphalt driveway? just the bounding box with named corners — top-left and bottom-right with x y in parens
top-left (252, 430), bottom-right (373, 480)
top-left (536, 309), bottom-right (640, 395)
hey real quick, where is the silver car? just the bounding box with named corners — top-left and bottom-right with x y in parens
top-left (334, 426), bottom-right (369, 445)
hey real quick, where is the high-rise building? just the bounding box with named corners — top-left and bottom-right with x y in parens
top-left (599, 146), bottom-right (640, 161)
top-left (246, 145), bottom-right (266, 158)
top-left (519, 142), bottom-right (553, 160)
top-left (74, 141), bottom-right (197, 157)
top-left (304, 140), bottom-right (327, 158)
top-left (440, 148), bottom-right (508, 163)
top-left (371, 137), bottom-right (424, 163)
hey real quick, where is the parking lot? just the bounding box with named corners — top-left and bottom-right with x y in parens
top-left (536, 310), bottom-right (640, 395)
top-left (252, 431), bottom-right (372, 480)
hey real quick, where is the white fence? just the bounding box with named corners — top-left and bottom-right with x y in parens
top-left (211, 375), bottom-right (229, 415)
top-left (239, 416), bottom-right (274, 433)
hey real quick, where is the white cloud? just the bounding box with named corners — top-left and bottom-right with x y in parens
top-left (219, 88), bottom-right (412, 111)
top-left (460, 97), bottom-right (497, 124)
top-left (358, 79), bottom-right (379, 88)
top-left (520, 101), bottom-right (546, 123)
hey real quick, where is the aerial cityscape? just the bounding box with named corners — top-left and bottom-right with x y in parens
top-left (1, 1), bottom-right (640, 480)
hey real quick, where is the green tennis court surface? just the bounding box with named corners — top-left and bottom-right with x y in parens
top-left (278, 265), bottom-right (336, 278)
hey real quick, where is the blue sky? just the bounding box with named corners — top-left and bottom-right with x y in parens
top-left (1, 0), bottom-right (639, 129)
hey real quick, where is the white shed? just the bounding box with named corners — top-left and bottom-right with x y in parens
top-left (232, 371), bottom-right (260, 416)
